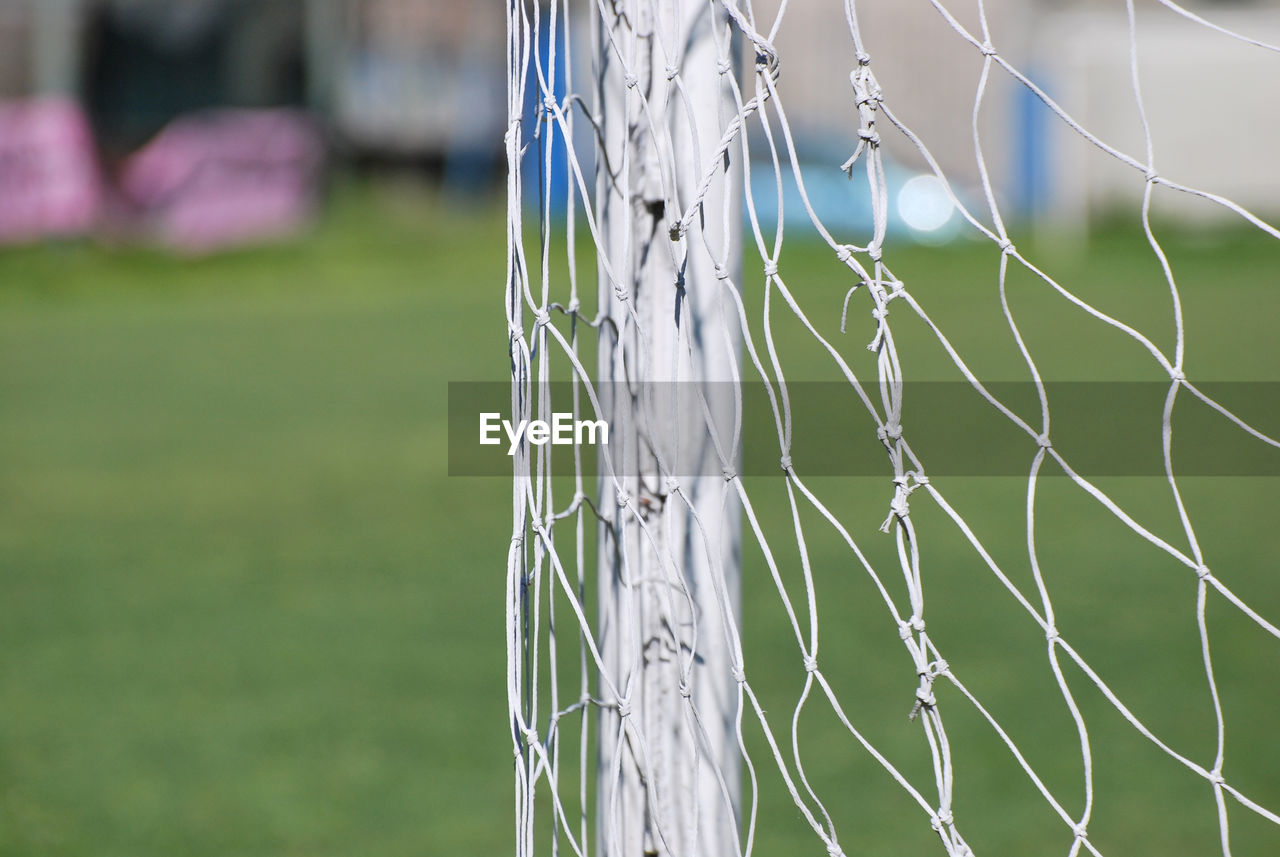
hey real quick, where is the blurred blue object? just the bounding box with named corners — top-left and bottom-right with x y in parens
top-left (1014, 65), bottom-right (1054, 219)
top-left (521, 19), bottom-right (570, 217)
top-left (745, 152), bottom-right (965, 246)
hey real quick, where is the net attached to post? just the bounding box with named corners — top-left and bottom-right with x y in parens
top-left (504, 1), bottom-right (1280, 855)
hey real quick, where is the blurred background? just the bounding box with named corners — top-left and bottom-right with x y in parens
top-left (0, 1), bottom-right (1278, 856)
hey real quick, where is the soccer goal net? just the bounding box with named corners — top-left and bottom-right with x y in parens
top-left (503, 1), bottom-right (1280, 855)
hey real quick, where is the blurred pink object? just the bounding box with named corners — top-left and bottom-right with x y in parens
top-left (121, 109), bottom-right (324, 252)
top-left (0, 98), bottom-right (102, 243)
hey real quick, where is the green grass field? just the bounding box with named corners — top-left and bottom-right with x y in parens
top-left (1, 182), bottom-right (1278, 856)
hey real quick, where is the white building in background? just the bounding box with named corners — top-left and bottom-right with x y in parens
top-left (751, 0), bottom-right (1280, 231)
top-left (1035, 5), bottom-right (1280, 229)
top-left (311, 0), bottom-right (505, 158)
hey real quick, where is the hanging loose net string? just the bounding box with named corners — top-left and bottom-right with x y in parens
top-left (505, 0), bottom-right (1280, 855)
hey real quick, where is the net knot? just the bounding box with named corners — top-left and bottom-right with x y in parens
top-left (826, 841), bottom-right (845, 857)
top-left (664, 476), bottom-right (680, 494)
top-left (1045, 625), bottom-right (1060, 643)
top-left (717, 59), bottom-right (733, 76)
top-left (762, 260), bottom-right (779, 277)
top-left (616, 698), bottom-right (632, 718)
top-left (731, 665), bottom-right (747, 684)
top-left (624, 73), bottom-right (638, 89)
top-left (868, 245), bottom-right (883, 263)
top-left (566, 298), bottom-right (581, 314)
top-left (835, 245), bottom-right (853, 263)
top-left (881, 479), bottom-right (920, 526)
top-left (980, 42), bottom-right (997, 57)
top-left (1145, 168), bottom-right (1160, 184)
top-left (858, 127), bottom-right (880, 145)
top-left (1036, 432), bottom-right (1051, 449)
top-left (1209, 768), bottom-right (1225, 786)
top-left (614, 284), bottom-right (630, 302)
top-left (616, 489), bottom-right (631, 508)
top-left (856, 51), bottom-right (871, 66)
top-left (931, 809), bottom-right (955, 831)
top-left (998, 238), bottom-right (1015, 255)
top-left (877, 422), bottom-right (903, 441)
top-left (1073, 822), bottom-right (1089, 840)
top-left (1170, 368), bottom-right (1186, 382)
top-left (722, 465), bottom-right (738, 482)
top-left (1196, 564), bottom-right (1212, 580)
top-left (754, 45), bottom-right (779, 78)
top-left (871, 306), bottom-right (888, 321)
top-left (854, 89), bottom-right (880, 109)
top-left (714, 263), bottom-right (730, 280)
top-left (677, 680), bottom-right (692, 699)
top-left (779, 454), bottom-right (793, 472)
top-left (802, 655), bottom-right (819, 673)
top-left (542, 96), bottom-right (557, 114)
top-left (867, 323), bottom-right (887, 353)
top-left (914, 686), bottom-right (937, 710)
top-left (665, 65), bottom-right (679, 81)
top-left (919, 662), bottom-right (941, 681)
top-left (509, 321), bottom-right (525, 341)
top-left (523, 726), bottom-right (539, 746)
top-left (533, 309), bottom-right (551, 328)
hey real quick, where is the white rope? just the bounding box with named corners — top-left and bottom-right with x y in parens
top-left (506, 1), bottom-right (1280, 854)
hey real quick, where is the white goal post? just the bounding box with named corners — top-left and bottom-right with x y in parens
top-left (504, 2), bottom-right (1280, 856)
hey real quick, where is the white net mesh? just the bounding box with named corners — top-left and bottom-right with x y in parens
top-left (503, 1), bottom-right (1280, 854)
